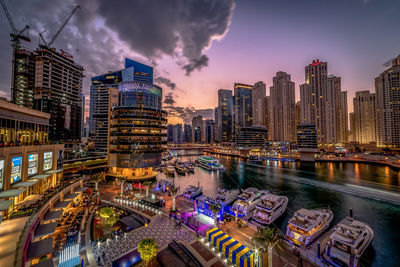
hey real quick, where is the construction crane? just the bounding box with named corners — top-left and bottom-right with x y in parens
top-left (47, 5), bottom-right (80, 47)
top-left (0, 0), bottom-right (31, 50)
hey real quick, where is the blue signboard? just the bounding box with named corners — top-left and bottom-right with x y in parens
top-left (11, 156), bottom-right (22, 184)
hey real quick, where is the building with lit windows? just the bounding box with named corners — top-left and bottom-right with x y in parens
top-left (297, 123), bottom-right (318, 161)
top-left (375, 54), bottom-right (400, 148)
top-left (108, 81), bottom-right (167, 180)
top-left (234, 83), bottom-right (253, 140)
top-left (216, 89), bottom-right (233, 143)
top-left (90, 58), bottom-right (153, 152)
top-left (0, 99), bottom-right (64, 218)
top-left (235, 126), bottom-right (268, 148)
top-left (352, 91), bottom-right (377, 144)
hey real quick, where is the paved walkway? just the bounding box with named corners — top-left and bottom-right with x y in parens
top-left (92, 214), bottom-right (196, 266)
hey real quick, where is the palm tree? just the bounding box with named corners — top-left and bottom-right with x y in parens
top-left (91, 172), bottom-right (105, 195)
top-left (117, 176), bottom-right (128, 196)
top-left (209, 202), bottom-right (221, 227)
top-left (169, 186), bottom-right (179, 212)
top-left (142, 180), bottom-right (155, 198)
top-left (252, 226), bottom-right (284, 267)
top-left (138, 238), bottom-right (158, 266)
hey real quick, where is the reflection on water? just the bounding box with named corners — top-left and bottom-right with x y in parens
top-left (159, 152), bottom-right (400, 266)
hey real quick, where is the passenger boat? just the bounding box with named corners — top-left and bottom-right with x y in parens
top-left (184, 165), bottom-right (195, 173)
top-left (153, 179), bottom-right (173, 193)
top-left (285, 208), bottom-right (334, 246)
top-left (252, 193), bottom-right (288, 225)
top-left (164, 165), bottom-right (175, 176)
top-left (195, 156), bottom-right (225, 171)
top-left (183, 185), bottom-right (203, 199)
top-left (323, 217), bottom-right (374, 267)
top-left (175, 165), bottom-right (186, 175)
top-left (231, 188), bottom-right (269, 218)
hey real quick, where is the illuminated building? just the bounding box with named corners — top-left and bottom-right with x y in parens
top-left (90, 58), bottom-right (153, 152)
top-left (192, 115), bottom-right (204, 143)
top-left (204, 119), bottom-right (215, 144)
top-left (235, 126), bottom-right (268, 148)
top-left (297, 123), bottom-right (318, 161)
top-left (375, 54), bottom-right (400, 148)
top-left (352, 91), bottom-right (377, 144)
top-left (269, 72), bottom-right (296, 142)
top-left (108, 81), bottom-right (167, 180)
top-left (183, 124), bottom-right (192, 143)
top-left (252, 81), bottom-right (266, 126)
top-left (0, 99), bottom-right (63, 218)
top-left (216, 89), bottom-right (233, 142)
top-left (234, 83), bottom-right (253, 140)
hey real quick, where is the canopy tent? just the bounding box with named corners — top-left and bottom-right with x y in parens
top-left (0, 200), bottom-right (13, 211)
top-left (45, 169), bottom-right (63, 174)
top-left (11, 180), bottom-right (39, 188)
top-left (26, 237), bottom-right (53, 261)
top-left (63, 193), bottom-right (79, 200)
top-left (53, 200), bottom-right (71, 210)
top-left (34, 222), bottom-right (57, 239)
top-left (0, 188), bottom-right (26, 199)
top-left (29, 174), bottom-right (51, 180)
top-left (43, 210), bottom-right (63, 222)
top-left (206, 228), bottom-right (254, 267)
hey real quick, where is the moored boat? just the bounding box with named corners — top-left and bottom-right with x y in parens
top-left (195, 156), bottom-right (225, 171)
top-left (252, 193), bottom-right (288, 225)
top-left (231, 188), bottom-right (269, 218)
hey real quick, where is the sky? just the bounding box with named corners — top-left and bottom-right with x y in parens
top-left (0, 0), bottom-right (399, 124)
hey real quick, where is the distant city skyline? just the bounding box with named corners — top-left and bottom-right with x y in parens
top-left (0, 0), bottom-right (399, 124)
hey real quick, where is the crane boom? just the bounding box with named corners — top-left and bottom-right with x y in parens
top-left (48, 5), bottom-right (80, 47)
top-left (0, 0), bottom-right (17, 34)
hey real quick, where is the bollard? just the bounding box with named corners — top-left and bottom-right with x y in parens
top-left (317, 241), bottom-right (320, 258)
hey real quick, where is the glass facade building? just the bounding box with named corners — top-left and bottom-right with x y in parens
top-left (108, 81), bottom-right (167, 180)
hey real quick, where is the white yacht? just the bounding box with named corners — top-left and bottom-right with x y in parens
top-left (323, 217), bottom-right (374, 267)
top-left (286, 208), bottom-right (333, 246)
top-left (165, 165), bottom-right (175, 176)
top-left (215, 188), bottom-right (240, 206)
top-left (195, 156), bottom-right (225, 171)
top-left (183, 185), bottom-right (203, 199)
top-left (252, 193), bottom-right (288, 225)
top-left (231, 188), bottom-right (269, 218)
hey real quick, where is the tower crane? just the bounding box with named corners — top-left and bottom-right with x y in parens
top-left (45, 5), bottom-right (80, 47)
top-left (0, 0), bottom-right (31, 50)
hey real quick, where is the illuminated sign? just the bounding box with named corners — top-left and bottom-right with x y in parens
top-left (43, 152), bottom-right (53, 171)
top-left (0, 159), bottom-right (4, 190)
top-left (11, 156), bottom-right (22, 184)
top-left (28, 153), bottom-right (38, 176)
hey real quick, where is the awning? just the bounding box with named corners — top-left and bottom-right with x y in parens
top-left (53, 200), bottom-right (71, 210)
top-left (26, 237), bottom-right (53, 261)
top-left (74, 187), bottom-right (87, 192)
top-left (29, 174), bottom-right (51, 180)
top-left (206, 228), bottom-right (254, 267)
top-left (43, 210), bottom-right (63, 222)
top-left (0, 189), bottom-right (26, 198)
top-left (34, 223), bottom-right (57, 238)
top-left (31, 258), bottom-right (54, 267)
top-left (63, 193), bottom-right (79, 200)
top-left (11, 180), bottom-right (39, 188)
top-left (16, 195), bottom-right (43, 206)
top-left (46, 169), bottom-right (63, 174)
top-left (0, 200), bottom-right (13, 211)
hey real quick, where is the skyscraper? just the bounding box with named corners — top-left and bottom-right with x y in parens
top-left (252, 81), bottom-right (266, 126)
top-left (375, 55), bottom-right (400, 148)
top-left (295, 101), bottom-right (301, 131)
top-left (264, 96), bottom-right (270, 139)
top-left (234, 83), bottom-right (252, 139)
top-left (269, 72), bottom-right (296, 142)
top-left (216, 89), bottom-right (234, 142)
top-left (33, 46), bottom-right (84, 151)
top-left (11, 48), bottom-right (35, 108)
top-left (183, 124), bottom-right (192, 143)
top-left (300, 59), bottom-right (348, 144)
top-left (204, 119), bottom-right (215, 144)
top-left (192, 115), bottom-right (204, 143)
top-left (173, 124), bottom-right (183, 144)
top-left (352, 91), bottom-right (377, 144)
top-left (90, 58), bottom-right (153, 152)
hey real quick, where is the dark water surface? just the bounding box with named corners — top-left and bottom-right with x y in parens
top-left (161, 152), bottom-right (400, 267)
